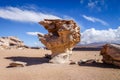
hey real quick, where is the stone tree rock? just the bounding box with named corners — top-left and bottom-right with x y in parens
top-left (100, 44), bottom-right (120, 67)
top-left (38, 19), bottom-right (80, 63)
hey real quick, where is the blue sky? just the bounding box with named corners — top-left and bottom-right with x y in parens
top-left (0, 0), bottom-right (120, 46)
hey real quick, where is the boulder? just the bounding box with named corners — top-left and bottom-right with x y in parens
top-left (38, 19), bottom-right (80, 63)
top-left (100, 44), bottom-right (120, 67)
top-left (78, 59), bottom-right (96, 65)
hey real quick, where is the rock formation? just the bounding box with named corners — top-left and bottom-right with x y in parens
top-left (100, 44), bottom-right (120, 67)
top-left (38, 19), bottom-right (80, 63)
top-left (0, 36), bottom-right (28, 49)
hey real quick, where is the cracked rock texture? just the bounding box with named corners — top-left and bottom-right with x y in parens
top-left (38, 19), bottom-right (80, 63)
top-left (100, 44), bottom-right (120, 67)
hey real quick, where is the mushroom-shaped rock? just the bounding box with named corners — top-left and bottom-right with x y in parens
top-left (38, 19), bottom-right (81, 63)
top-left (100, 44), bottom-right (120, 67)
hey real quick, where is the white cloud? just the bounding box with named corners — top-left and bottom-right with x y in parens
top-left (82, 15), bottom-right (108, 26)
top-left (81, 27), bottom-right (120, 44)
top-left (26, 32), bottom-right (44, 36)
top-left (27, 27), bottom-right (120, 45)
top-left (0, 7), bottom-right (61, 23)
top-left (88, 1), bottom-right (96, 9)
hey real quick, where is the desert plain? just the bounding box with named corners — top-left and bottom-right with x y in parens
top-left (0, 49), bottom-right (120, 80)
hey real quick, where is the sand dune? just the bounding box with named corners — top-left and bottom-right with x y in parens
top-left (0, 49), bottom-right (120, 80)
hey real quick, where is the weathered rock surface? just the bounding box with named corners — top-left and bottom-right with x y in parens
top-left (78, 59), bottom-right (96, 65)
top-left (100, 44), bottom-right (120, 67)
top-left (0, 36), bottom-right (28, 49)
top-left (38, 19), bottom-right (80, 63)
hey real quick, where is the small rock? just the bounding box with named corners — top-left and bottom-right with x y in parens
top-left (9, 61), bottom-right (27, 67)
top-left (69, 61), bottom-right (77, 65)
top-left (78, 59), bottom-right (96, 65)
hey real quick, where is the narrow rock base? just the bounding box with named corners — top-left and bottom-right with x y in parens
top-left (49, 53), bottom-right (71, 64)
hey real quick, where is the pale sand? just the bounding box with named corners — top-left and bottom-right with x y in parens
top-left (0, 49), bottom-right (120, 80)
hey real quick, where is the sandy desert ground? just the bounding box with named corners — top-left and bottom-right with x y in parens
top-left (0, 49), bottom-right (120, 80)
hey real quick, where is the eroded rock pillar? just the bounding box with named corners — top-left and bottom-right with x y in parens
top-left (38, 19), bottom-right (80, 63)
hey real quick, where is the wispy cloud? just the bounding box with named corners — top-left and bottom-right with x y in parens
top-left (80, 0), bottom-right (106, 11)
top-left (81, 27), bottom-right (120, 44)
top-left (82, 15), bottom-right (108, 26)
top-left (26, 32), bottom-right (44, 36)
top-left (87, 0), bottom-right (105, 11)
top-left (0, 7), bottom-right (61, 23)
top-left (88, 0), bottom-right (96, 8)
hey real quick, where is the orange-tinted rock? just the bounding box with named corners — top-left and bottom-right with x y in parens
top-left (38, 19), bottom-right (80, 63)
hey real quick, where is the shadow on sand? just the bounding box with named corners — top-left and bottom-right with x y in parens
top-left (5, 56), bottom-right (120, 69)
top-left (5, 56), bottom-right (50, 68)
top-left (78, 62), bottom-right (120, 69)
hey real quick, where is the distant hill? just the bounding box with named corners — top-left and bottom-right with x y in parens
top-left (77, 42), bottom-right (107, 48)
top-left (74, 42), bottom-right (120, 51)
top-left (73, 42), bottom-right (107, 51)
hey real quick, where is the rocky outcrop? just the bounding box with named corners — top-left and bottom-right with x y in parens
top-left (100, 44), bottom-right (120, 67)
top-left (38, 19), bottom-right (80, 63)
top-left (0, 36), bottom-right (28, 49)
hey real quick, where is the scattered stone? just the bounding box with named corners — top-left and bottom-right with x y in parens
top-left (38, 19), bottom-right (80, 64)
top-left (100, 44), bottom-right (120, 67)
top-left (9, 61), bottom-right (27, 67)
top-left (78, 59), bottom-right (96, 65)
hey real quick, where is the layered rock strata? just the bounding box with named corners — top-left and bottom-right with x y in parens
top-left (100, 44), bottom-right (120, 67)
